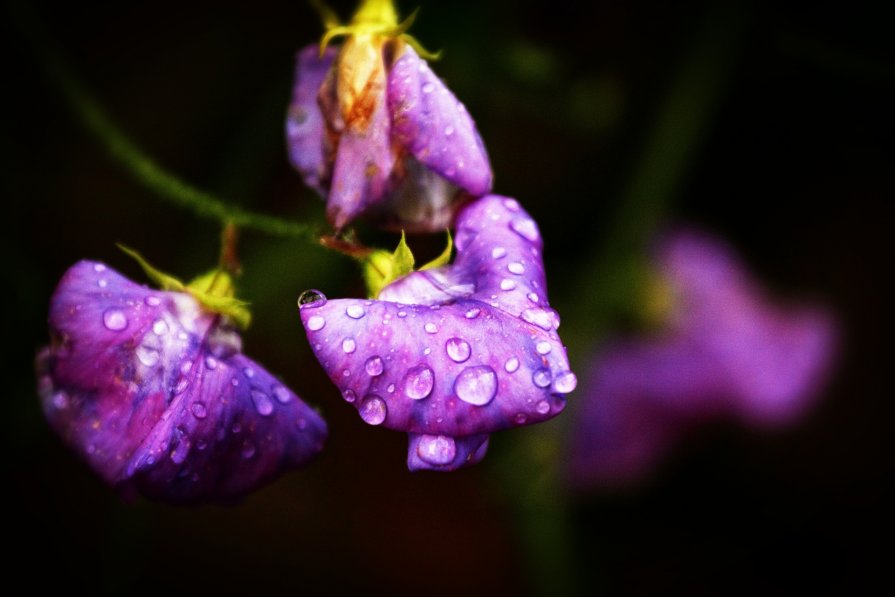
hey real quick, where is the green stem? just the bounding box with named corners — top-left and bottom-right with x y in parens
top-left (16, 4), bottom-right (319, 241)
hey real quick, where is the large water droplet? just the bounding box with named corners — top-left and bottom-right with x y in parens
top-left (191, 402), bottom-right (207, 419)
top-left (102, 309), bottom-right (127, 331)
top-left (507, 262), bottom-right (525, 275)
top-left (527, 292), bottom-right (540, 303)
top-left (273, 385), bottom-right (292, 403)
top-left (454, 366), bottom-right (498, 406)
top-left (298, 289), bottom-right (327, 308)
top-left (465, 307), bottom-right (481, 319)
top-left (307, 315), bottom-right (326, 331)
top-left (504, 357), bottom-right (520, 373)
top-left (491, 246), bottom-right (507, 259)
top-left (152, 320), bottom-right (169, 335)
top-left (342, 338), bottom-right (357, 353)
top-left (446, 338), bottom-right (472, 363)
top-left (521, 308), bottom-right (554, 331)
top-left (536, 341), bottom-right (552, 355)
top-left (359, 395), bottom-right (387, 425)
top-left (136, 344), bottom-right (160, 367)
top-left (553, 371), bottom-right (578, 394)
top-left (251, 390), bottom-right (274, 416)
top-left (424, 322), bottom-right (438, 334)
top-left (500, 279), bottom-right (517, 291)
top-left (346, 304), bottom-right (366, 319)
top-left (404, 365), bottom-right (434, 400)
top-left (417, 435), bottom-right (457, 466)
top-left (510, 218), bottom-right (540, 242)
top-left (532, 368), bottom-right (552, 388)
top-left (365, 356), bottom-right (384, 376)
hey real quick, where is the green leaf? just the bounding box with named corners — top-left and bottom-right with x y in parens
top-left (362, 231), bottom-right (416, 298)
top-left (117, 243), bottom-right (185, 291)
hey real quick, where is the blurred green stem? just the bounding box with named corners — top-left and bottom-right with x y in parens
top-left (15, 3), bottom-right (319, 241)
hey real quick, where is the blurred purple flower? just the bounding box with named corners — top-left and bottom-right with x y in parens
top-left (286, 8), bottom-right (492, 231)
top-left (298, 195), bottom-right (576, 471)
top-left (567, 228), bottom-right (837, 488)
top-left (37, 261), bottom-right (327, 503)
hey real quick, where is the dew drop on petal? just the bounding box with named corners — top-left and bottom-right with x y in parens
top-left (465, 307), bottom-right (481, 319)
top-left (417, 435), bottom-right (457, 466)
top-left (536, 400), bottom-right (551, 414)
top-left (145, 296), bottom-right (161, 307)
top-left (422, 82), bottom-right (435, 93)
top-left (397, 310), bottom-right (408, 318)
top-left (102, 309), bottom-right (127, 331)
top-left (342, 338), bottom-right (357, 354)
top-left (510, 218), bottom-right (540, 242)
top-left (404, 365), bottom-right (434, 400)
top-left (98, 279), bottom-right (108, 288)
top-left (454, 366), bottom-right (498, 406)
top-left (500, 279), bottom-right (517, 291)
top-left (514, 413), bottom-right (528, 425)
top-left (152, 320), bottom-right (168, 335)
top-left (365, 356), bottom-right (384, 376)
top-left (536, 341), bottom-right (552, 355)
top-left (251, 390), bottom-right (274, 416)
top-left (359, 395), bottom-right (387, 425)
top-left (532, 368), bottom-right (552, 388)
top-left (424, 322), bottom-right (438, 334)
top-left (503, 198), bottom-right (520, 211)
top-left (444, 125), bottom-right (455, 136)
top-left (507, 262), bottom-right (525, 275)
top-left (346, 305), bottom-right (366, 319)
top-left (273, 385), bottom-right (292, 403)
top-left (298, 289), bottom-right (327, 308)
top-left (343, 389), bottom-right (357, 403)
top-left (191, 402), bottom-right (207, 419)
top-left (307, 315), bottom-right (326, 331)
top-left (93, 263), bottom-right (106, 272)
top-left (136, 344), bottom-right (160, 367)
top-left (521, 308), bottom-right (555, 331)
top-left (446, 338), bottom-right (472, 363)
top-left (504, 357), bottom-right (520, 373)
top-left (205, 355), bottom-right (218, 370)
top-left (527, 292), bottom-right (540, 303)
top-left (553, 371), bottom-right (578, 394)
top-left (491, 247), bottom-right (507, 259)
top-left (243, 367), bottom-right (255, 379)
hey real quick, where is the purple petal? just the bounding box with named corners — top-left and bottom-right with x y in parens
top-left (388, 46), bottom-right (492, 197)
top-left (299, 196), bottom-right (574, 470)
top-left (407, 433), bottom-right (489, 472)
top-left (286, 44), bottom-right (337, 196)
top-left (38, 261), bottom-right (327, 503)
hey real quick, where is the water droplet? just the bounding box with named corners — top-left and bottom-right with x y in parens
top-left (521, 308), bottom-right (554, 331)
top-left (536, 400), bottom-right (551, 415)
top-left (343, 389), bottom-right (357, 403)
top-left (267, 385), bottom-right (290, 404)
top-left (500, 279), bottom-right (517, 291)
top-left (417, 435), bottom-right (457, 466)
top-left (527, 292), bottom-right (540, 303)
top-left (173, 378), bottom-right (189, 395)
top-left (359, 395), bottom-right (387, 425)
top-left (136, 344), bottom-right (160, 367)
top-left (507, 262), bottom-right (525, 275)
top-left (170, 439), bottom-right (190, 464)
top-left (152, 319), bottom-right (168, 335)
top-left (342, 369), bottom-right (350, 377)
top-left (424, 322), bottom-right (438, 334)
top-left (346, 304), bottom-right (366, 319)
top-left (93, 263), bottom-right (106, 272)
top-left (404, 365), bottom-right (434, 400)
top-left (454, 366), bottom-right (498, 406)
top-left (98, 279), bottom-right (108, 288)
top-left (241, 442), bottom-right (256, 459)
top-left (205, 355), bottom-right (218, 370)
top-left (553, 371), bottom-right (578, 394)
top-left (422, 82), bottom-right (435, 93)
top-left (243, 367), bottom-right (255, 378)
top-left (491, 247), bottom-right (507, 259)
top-left (504, 357), bottom-right (520, 373)
top-left (365, 356), bottom-right (384, 376)
top-left (536, 341), bottom-right (552, 355)
top-left (342, 338), bottom-right (356, 353)
top-left (444, 125), bottom-right (455, 136)
top-left (298, 289), bottom-right (327, 308)
top-left (397, 310), bottom-right (408, 318)
top-left (180, 361), bottom-right (192, 375)
top-left (503, 198), bottom-right (520, 211)
top-left (102, 309), bottom-right (127, 331)
top-left (465, 307), bottom-right (481, 319)
top-left (251, 390), bottom-right (274, 416)
top-left (191, 402), bottom-right (207, 419)
top-left (387, 383), bottom-right (396, 393)
top-left (145, 296), bottom-right (161, 306)
top-left (514, 413), bottom-right (528, 425)
top-left (423, 347), bottom-right (431, 355)
top-left (532, 368), bottom-right (551, 388)
top-left (446, 337), bottom-right (472, 362)
top-left (510, 218), bottom-right (540, 242)
top-left (307, 315), bottom-right (326, 331)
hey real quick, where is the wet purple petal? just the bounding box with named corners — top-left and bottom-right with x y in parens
top-left (407, 433), bottom-right (489, 472)
top-left (567, 229), bottom-right (837, 489)
top-left (37, 261), bottom-right (327, 503)
top-left (299, 196), bottom-right (573, 471)
top-left (286, 45), bottom-right (337, 196)
top-left (388, 45), bottom-right (492, 197)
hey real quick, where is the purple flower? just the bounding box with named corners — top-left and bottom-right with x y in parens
top-left (298, 195), bottom-right (576, 471)
top-left (36, 261), bottom-right (328, 503)
top-left (567, 229), bottom-right (837, 488)
top-left (286, 2), bottom-right (492, 231)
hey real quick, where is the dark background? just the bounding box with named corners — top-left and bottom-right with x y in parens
top-left (3, 0), bottom-right (892, 594)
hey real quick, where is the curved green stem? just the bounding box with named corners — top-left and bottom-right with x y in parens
top-left (17, 4), bottom-right (319, 241)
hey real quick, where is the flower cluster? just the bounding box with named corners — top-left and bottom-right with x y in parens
top-left (566, 229), bottom-right (837, 488)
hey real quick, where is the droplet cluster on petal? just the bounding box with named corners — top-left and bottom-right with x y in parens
top-left (299, 195), bottom-right (575, 471)
top-left (37, 261), bottom-right (327, 503)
